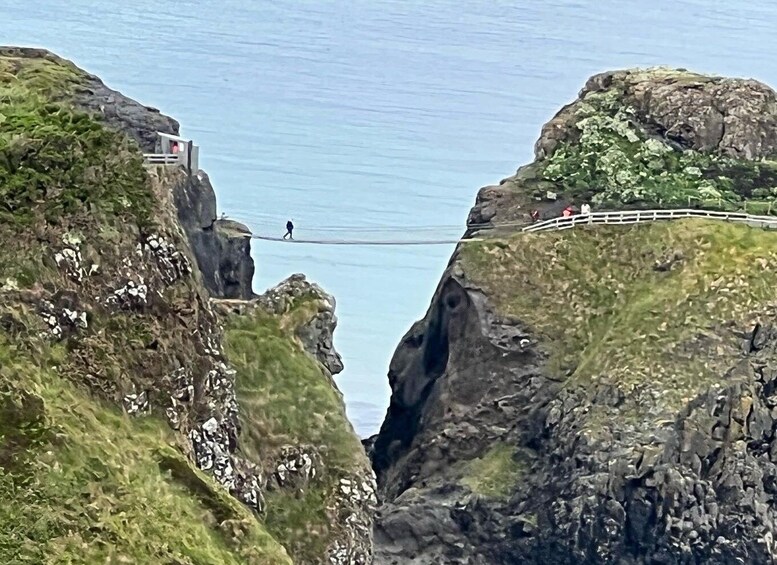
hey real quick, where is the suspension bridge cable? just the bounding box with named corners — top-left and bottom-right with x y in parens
top-left (251, 235), bottom-right (484, 245)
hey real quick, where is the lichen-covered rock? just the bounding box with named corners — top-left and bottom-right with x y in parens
top-left (270, 446), bottom-right (318, 489)
top-left (372, 68), bottom-right (777, 564)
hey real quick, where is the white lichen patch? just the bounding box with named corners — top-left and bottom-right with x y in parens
top-left (38, 301), bottom-right (89, 340)
top-left (54, 246), bottom-right (84, 283)
top-left (54, 233), bottom-right (98, 283)
top-left (203, 362), bottom-right (238, 420)
top-left (165, 368), bottom-right (194, 430)
top-left (123, 389), bottom-right (149, 416)
top-left (107, 277), bottom-right (148, 308)
top-left (274, 447), bottom-right (317, 488)
top-left (326, 471), bottom-right (377, 564)
top-left (139, 234), bottom-right (192, 285)
top-left (62, 308), bottom-right (88, 329)
top-left (189, 416), bottom-right (236, 489)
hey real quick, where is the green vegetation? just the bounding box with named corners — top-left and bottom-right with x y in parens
top-left (264, 488), bottom-right (331, 562)
top-left (460, 221), bottom-right (777, 413)
top-left (540, 85), bottom-right (777, 211)
top-left (0, 53), bottom-right (153, 228)
top-left (461, 444), bottom-right (524, 500)
top-left (0, 328), bottom-right (290, 564)
top-left (225, 307), bottom-right (361, 468)
top-left (224, 304), bottom-right (365, 563)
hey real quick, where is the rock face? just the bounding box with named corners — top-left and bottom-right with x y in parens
top-left (372, 68), bottom-right (777, 564)
top-left (171, 169), bottom-right (255, 299)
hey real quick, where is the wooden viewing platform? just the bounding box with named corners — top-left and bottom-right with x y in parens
top-left (142, 132), bottom-right (199, 174)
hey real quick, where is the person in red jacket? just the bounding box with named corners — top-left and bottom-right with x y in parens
top-left (562, 205), bottom-right (574, 217)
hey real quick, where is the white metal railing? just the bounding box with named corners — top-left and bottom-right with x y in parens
top-left (142, 153), bottom-right (182, 165)
top-left (520, 208), bottom-right (777, 233)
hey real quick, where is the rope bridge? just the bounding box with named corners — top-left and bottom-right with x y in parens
top-left (244, 208), bottom-right (777, 246)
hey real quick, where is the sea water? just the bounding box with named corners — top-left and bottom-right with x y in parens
top-left (3, 0), bottom-right (776, 435)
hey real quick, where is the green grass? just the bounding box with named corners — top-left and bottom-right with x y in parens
top-left (0, 52), bottom-right (86, 96)
top-left (460, 444), bottom-right (524, 500)
top-left (0, 334), bottom-right (290, 565)
top-left (0, 54), bottom-right (153, 229)
top-left (263, 487), bottom-right (332, 562)
top-left (224, 305), bottom-right (366, 563)
top-left (225, 307), bottom-right (362, 469)
top-left (460, 220), bottom-right (777, 417)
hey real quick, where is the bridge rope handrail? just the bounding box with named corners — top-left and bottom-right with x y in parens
top-left (521, 208), bottom-right (777, 233)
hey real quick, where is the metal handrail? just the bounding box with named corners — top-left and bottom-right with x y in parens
top-left (142, 153), bottom-right (182, 165)
top-left (521, 208), bottom-right (777, 233)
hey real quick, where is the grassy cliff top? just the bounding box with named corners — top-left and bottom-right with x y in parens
top-left (460, 69), bottom-right (777, 430)
top-left (460, 219), bottom-right (777, 427)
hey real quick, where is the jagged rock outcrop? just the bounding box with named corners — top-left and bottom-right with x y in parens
top-left (171, 169), bottom-right (255, 299)
top-left (372, 68), bottom-right (777, 564)
top-left (258, 273), bottom-right (345, 374)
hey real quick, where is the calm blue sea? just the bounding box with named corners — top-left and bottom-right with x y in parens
top-left (4, 1), bottom-right (776, 435)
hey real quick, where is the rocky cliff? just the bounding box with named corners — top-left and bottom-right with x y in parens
top-left (0, 47), bottom-right (373, 564)
top-left (0, 45), bottom-right (256, 301)
top-left (372, 68), bottom-right (777, 564)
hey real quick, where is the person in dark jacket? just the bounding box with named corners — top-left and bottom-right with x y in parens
top-left (283, 219), bottom-right (294, 240)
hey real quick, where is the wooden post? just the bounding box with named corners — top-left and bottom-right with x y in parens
top-left (186, 140), bottom-right (193, 179)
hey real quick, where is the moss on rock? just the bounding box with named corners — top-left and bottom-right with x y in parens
top-left (460, 444), bottom-right (525, 500)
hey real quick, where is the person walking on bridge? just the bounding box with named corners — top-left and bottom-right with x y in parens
top-left (283, 219), bottom-right (294, 240)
